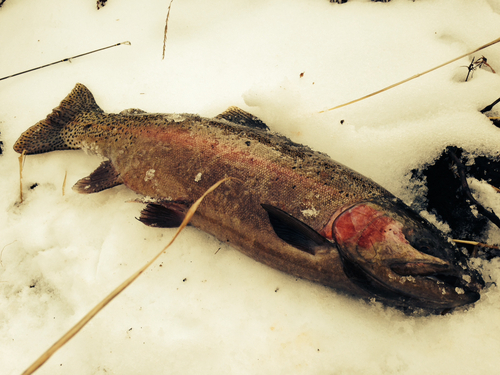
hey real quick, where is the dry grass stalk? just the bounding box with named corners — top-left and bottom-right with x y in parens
top-left (320, 36), bottom-right (500, 113)
top-left (0, 240), bottom-right (17, 268)
top-left (22, 177), bottom-right (236, 375)
top-left (18, 150), bottom-right (26, 203)
top-left (162, 0), bottom-right (175, 60)
top-left (452, 239), bottom-right (500, 250)
top-left (62, 171), bottom-right (68, 196)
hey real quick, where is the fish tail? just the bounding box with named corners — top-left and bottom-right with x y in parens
top-left (13, 83), bottom-right (103, 155)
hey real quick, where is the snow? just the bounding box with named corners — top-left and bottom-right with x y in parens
top-left (1, 0), bottom-right (500, 374)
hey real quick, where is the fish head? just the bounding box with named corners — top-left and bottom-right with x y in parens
top-left (329, 199), bottom-right (484, 311)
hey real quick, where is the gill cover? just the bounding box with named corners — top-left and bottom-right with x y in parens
top-left (330, 199), bottom-right (483, 310)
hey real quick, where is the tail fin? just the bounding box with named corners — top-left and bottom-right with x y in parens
top-left (13, 83), bottom-right (103, 155)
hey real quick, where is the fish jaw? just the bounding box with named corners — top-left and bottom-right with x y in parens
top-left (324, 199), bottom-right (483, 311)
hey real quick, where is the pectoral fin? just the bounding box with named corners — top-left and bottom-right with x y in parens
top-left (261, 204), bottom-right (333, 255)
top-left (138, 202), bottom-right (189, 228)
top-left (73, 160), bottom-right (123, 194)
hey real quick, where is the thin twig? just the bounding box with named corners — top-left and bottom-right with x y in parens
top-left (464, 56), bottom-right (476, 82)
top-left (481, 97), bottom-right (500, 113)
top-left (21, 177), bottom-right (236, 375)
top-left (0, 41), bottom-right (131, 82)
top-left (18, 150), bottom-right (26, 203)
top-left (463, 56), bottom-right (495, 82)
top-left (449, 149), bottom-right (500, 230)
top-left (320, 36), bottom-right (500, 113)
top-left (162, 0), bottom-right (175, 60)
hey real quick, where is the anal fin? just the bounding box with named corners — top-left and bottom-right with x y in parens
top-left (138, 202), bottom-right (189, 228)
top-left (73, 160), bottom-right (123, 194)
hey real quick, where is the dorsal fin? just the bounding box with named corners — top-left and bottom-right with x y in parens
top-left (261, 204), bottom-right (334, 255)
top-left (120, 108), bottom-right (147, 115)
top-left (215, 106), bottom-right (269, 130)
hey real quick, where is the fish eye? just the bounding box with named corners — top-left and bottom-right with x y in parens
top-left (416, 244), bottom-right (431, 253)
top-left (406, 236), bottom-right (435, 254)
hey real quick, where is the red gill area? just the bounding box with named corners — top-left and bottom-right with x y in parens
top-left (331, 204), bottom-right (408, 249)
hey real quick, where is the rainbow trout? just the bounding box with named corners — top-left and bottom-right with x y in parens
top-left (14, 83), bottom-right (483, 313)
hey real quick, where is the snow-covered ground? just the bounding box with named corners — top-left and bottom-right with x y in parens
top-left (1, 0), bottom-right (500, 374)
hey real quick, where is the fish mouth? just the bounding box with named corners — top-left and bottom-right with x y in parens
top-left (331, 199), bottom-right (483, 311)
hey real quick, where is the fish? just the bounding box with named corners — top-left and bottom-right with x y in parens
top-left (14, 83), bottom-right (483, 313)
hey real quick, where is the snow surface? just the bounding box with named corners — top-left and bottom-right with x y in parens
top-left (1, 0), bottom-right (500, 374)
